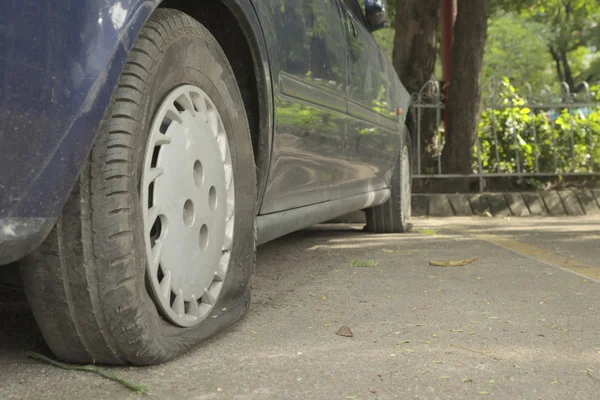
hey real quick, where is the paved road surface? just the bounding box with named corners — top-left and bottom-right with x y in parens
top-left (1, 217), bottom-right (599, 399)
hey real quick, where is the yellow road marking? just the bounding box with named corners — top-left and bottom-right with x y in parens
top-left (448, 228), bottom-right (600, 282)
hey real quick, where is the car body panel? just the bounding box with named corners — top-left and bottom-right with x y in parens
top-left (251, 0), bottom-right (350, 214)
top-left (0, 0), bottom-right (410, 265)
top-left (0, 0), bottom-right (159, 219)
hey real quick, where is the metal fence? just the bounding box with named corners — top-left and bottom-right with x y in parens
top-left (411, 79), bottom-right (600, 191)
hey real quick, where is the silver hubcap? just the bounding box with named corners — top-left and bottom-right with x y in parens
top-left (400, 145), bottom-right (411, 225)
top-left (141, 85), bottom-right (235, 327)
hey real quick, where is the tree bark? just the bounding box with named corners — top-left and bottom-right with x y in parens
top-left (559, 51), bottom-right (575, 92)
top-left (392, 0), bottom-right (441, 175)
top-left (549, 46), bottom-right (565, 83)
top-left (441, 0), bottom-right (489, 175)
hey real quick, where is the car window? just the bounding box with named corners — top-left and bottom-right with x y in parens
top-left (341, 0), bottom-right (367, 24)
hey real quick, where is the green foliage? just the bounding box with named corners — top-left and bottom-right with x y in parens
top-left (373, 28), bottom-right (394, 61)
top-left (476, 79), bottom-right (600, 176)
top-left (491, 0), bottom-right (600, 88)
top-left (483, 12), bottom-right (553, 95)
top-left (526, 0), bottom-right (600, 52)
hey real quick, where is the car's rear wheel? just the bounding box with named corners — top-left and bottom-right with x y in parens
top-left (20, 9), bottom-right (256, 365)
top-left (365, 128), bottom-right (412, 233)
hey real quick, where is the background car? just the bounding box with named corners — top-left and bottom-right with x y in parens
top-left (0, 0), bottom-right (412, 365)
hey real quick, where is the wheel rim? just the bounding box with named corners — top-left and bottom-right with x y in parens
top-left (400, 145), bottom-right (411, 226)
top-left (141, 85), bottom-right (235, 327)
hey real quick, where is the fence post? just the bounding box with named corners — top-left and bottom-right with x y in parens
top-left (476, 136), bottom-right (484, 192)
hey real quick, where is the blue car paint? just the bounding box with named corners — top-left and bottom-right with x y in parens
top-left (0, 1), bottom-right (159, 219)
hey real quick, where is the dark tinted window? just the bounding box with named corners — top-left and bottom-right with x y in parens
top-left (341, 0), bottom-right (366, 23)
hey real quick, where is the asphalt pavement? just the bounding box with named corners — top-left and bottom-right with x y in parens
top-left (1, 217), bottom-right (599, 399)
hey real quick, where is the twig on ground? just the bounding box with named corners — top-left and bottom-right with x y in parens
top-left (25, 351), bottom-right (149, 394)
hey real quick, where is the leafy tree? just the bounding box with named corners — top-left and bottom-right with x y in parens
top-left (483, 12), bottom-right (554, 97)
top-left (495, 0), bottom-right (600, 91)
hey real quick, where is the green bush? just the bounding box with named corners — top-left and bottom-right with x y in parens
top-left (476, 79), bottom-right (600, 175)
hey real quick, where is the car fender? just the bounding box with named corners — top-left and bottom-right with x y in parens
top-left (0, 0), bottom-right (273, 264)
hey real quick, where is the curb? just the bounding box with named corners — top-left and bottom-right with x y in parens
top-left (414, 190), bottom-right (600, 217)
top-left (330, 190), bottom-right (600, 222)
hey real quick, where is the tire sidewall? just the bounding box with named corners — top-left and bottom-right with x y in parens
top-left (93, 16), bottom-right (256, 362)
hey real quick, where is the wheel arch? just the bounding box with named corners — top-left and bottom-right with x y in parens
top-left (158, 0), bottom-right (274, 213)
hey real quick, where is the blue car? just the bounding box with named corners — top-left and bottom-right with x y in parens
top-left (0, 0), bottom-right (411, 364)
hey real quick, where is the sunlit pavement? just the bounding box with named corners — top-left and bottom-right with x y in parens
top-left (1, 217), bottom-right (599, 399)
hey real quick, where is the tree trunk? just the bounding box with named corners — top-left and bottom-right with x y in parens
top-left (559, 51), bottom-right (575, 93)
top-left (549, 46), bottom-right (565, 83)
top-left (392, 0), bottom-right (441, 175)
top-left (441, 0), bottom-right (489, 175)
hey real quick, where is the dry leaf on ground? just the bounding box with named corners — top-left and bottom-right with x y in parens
top-left (429, 258), bottom-right (481, 267)
top-left (335, 326), bottom-right (354, 337)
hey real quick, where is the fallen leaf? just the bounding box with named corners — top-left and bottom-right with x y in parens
top-left (440, 376), bottom-right (450, 379)
top-left (370, 389), bottom-right (377, 394)
top-left (429, 258), bottom-right (481, 267)
top-left (405, 349), bottom-right (416, 353)
top-left (433, 361), bottom-right (443, 364)
top-left (335, 326), bottom-right (354, 338)
top-left (550, 381), bottom-right (558, 385)
top-left (419, 229), bottom-right (438, 235)
top-left (221, 308), bottom-right (228, 312)
top-left (296, 352), bottom-right (303, 356)
top-left (479, 391), bottom-right (491, 395)
top-left (489, 380), bottom-right (495, 384)
top-left (462, 378), bottom-right (473, 383)
top-left (217, 388), bottom-right (223, 392)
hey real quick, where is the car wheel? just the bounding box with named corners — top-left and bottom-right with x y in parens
top-left (20, 8), bottom-right (256, 365)
top-left (365, 128), bottom-right (412, 233)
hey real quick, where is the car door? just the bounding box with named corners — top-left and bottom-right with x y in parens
top-left (251, 0), bottom-right (349, 214)
top-left (337, 0), bottom-right (400, 196)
